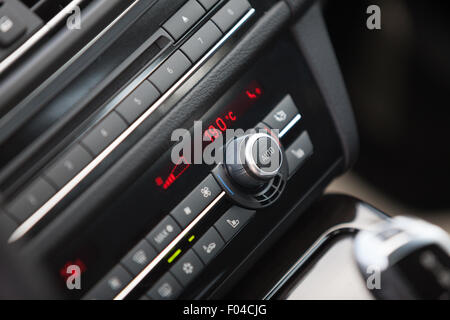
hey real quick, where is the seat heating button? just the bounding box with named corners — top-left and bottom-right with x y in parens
top-left (214, 206), bottom-right (255, 242)
top-left (286, 131), bottom-right (314, 177)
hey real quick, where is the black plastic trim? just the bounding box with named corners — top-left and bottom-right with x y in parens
top-left (290, 3), bottom-right (359, 170)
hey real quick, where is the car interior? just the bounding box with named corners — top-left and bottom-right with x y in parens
top-left (0, 0), bottom-right (449, 301)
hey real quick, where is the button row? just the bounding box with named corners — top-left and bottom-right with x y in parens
top-left (261, 94), bottom-right (314, 177)
top-left (262, 95), bottom-right (300, 132)
top-left (146, 206), bottom-right (255, 299)
top-left (2, 0), bottom-right (253, 234)
top-left (162, 0), bottom-right (249, 42)
top-left (84, 175), bottom-right (221, 299)
top-left (85, 203), bottom-right (255, 300)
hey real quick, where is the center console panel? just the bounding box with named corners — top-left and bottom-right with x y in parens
top-left (0, 0), bottom-right (358, 299)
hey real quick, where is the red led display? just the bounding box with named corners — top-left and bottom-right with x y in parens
top-left (155, 81), bottom-right (263, 190)
top-left (155, 156), bottom-right (191, 190)
top-left (203, 111), bottom-right (238, 142)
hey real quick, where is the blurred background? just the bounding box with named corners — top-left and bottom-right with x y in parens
top-left (323, 0), bottom-right (450, 232)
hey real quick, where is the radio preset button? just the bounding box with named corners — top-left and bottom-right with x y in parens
top-left (170, 249), bottom-right (204, 287)
top-left (193, 227), bottom-right (225, 264)
top-left (146, 216), bottom-right (181, 252)
top-left (0, 6), bottom-right (26, 47)
top-left (211, 0), bottom-right (251, 33)
top-left (181, 20), bottom-right (222, 62)
top-left (197, 0), bottom-right (219, 10)
top-left (81, 112), bottom-right (127, 156)
top-left (147, 272), bottom-right (182, 300)
top-left (116, 80), bottom-right (160, 124)
top-left (170, 174), bottom-right (221, 228)
top-left (162, 0), bottom-right (205, 41)
top-left (6, 177), bottom-right (56, 223)
top-left (44, 144), bottom-right (93, 188)
top-left (0, 213), bottom-right (18, 242)
top-left (148, 51), bottom-right (192, 93)
top-left (121, 239), bottom-right (157, 276)
top-left (214, 206), bottom-right (255, 242)
top-left (263, 95), bottom-right (299, 132)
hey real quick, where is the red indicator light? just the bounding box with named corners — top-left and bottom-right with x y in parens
top-left (155, 177), bottom-right (163, 186)
top-left (59, 259), bottom-right (87, 281)
top-left (156, 156), bottom-right (190, 190)
top-left (246, 86), bottom-right (262, 99)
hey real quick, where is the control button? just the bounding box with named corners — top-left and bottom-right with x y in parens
top-left (197, 0), bottom-right (219, 10)
top-left (170, 174), bottom-right (221, 228)
top-left (121, 240), bottom-right (157, 276)
top-left (81, 112), bottom-right (127, 156)
top-left (286, 131), bottom-right (313, 177)
top-left (116, 80), bottom-right (160, 124)
top-left (0, 213), bottom-right (18, 242)
top-left (211, 0), bottom-right (251, 33)
top-left (84, 265), bottom-right (132, 300)
top-left (146, 216), bottom-right (181, 252)
top-left (147, 273), bottom-right (182, 300)
top-left (44, 144), bottom-right (92, 188)
top-left (225, 133), bottom-right (283, 188)
top-left (162, 0), bottom-right (206, 41)
top-left (170, 250), bottom-right (204, 286)
top-left (6, 177), bottom-right (56, 223)
top-left (0, 7), bottom-right (26, 47)
top-left (263, 95), bottom-right (299, 132)
top-left (193, 227), bottom-right (225, 264)
top-left (214, 206), bottom-right (255, 242)
top-left (148, 51), bottom-right (192, 93)
top-left (181, 20), bottom-right (222, 62)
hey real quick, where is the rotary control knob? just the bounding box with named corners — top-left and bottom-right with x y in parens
top-left (225, 133), bottom-right (283, 188)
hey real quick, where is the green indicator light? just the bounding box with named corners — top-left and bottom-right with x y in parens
top-left (188, 235), bottom-right (195, 242)
top-left (168, 249), bottom-right (182, 263)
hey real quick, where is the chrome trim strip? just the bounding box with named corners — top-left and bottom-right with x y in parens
top-left (0, 0), bottom-right (142, 137)
top-left (113, 191), bottom-right (226, 300)
top-left (0, 0), bottom-right (87, 74)
top-left (8, 8), bottom-right (256, 243)
top-left (263, 204), bottom-right (388, 299)
top-left (279, 114), bottom-right (301, 138)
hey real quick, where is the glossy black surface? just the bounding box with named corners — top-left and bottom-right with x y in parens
top-left (227, 194), bottom-right (388, 299)
top-left (32, 30), bottom-right (343, 299)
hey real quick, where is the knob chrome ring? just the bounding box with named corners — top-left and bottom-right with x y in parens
top-left (244, 133), bottom-right (283, 180)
